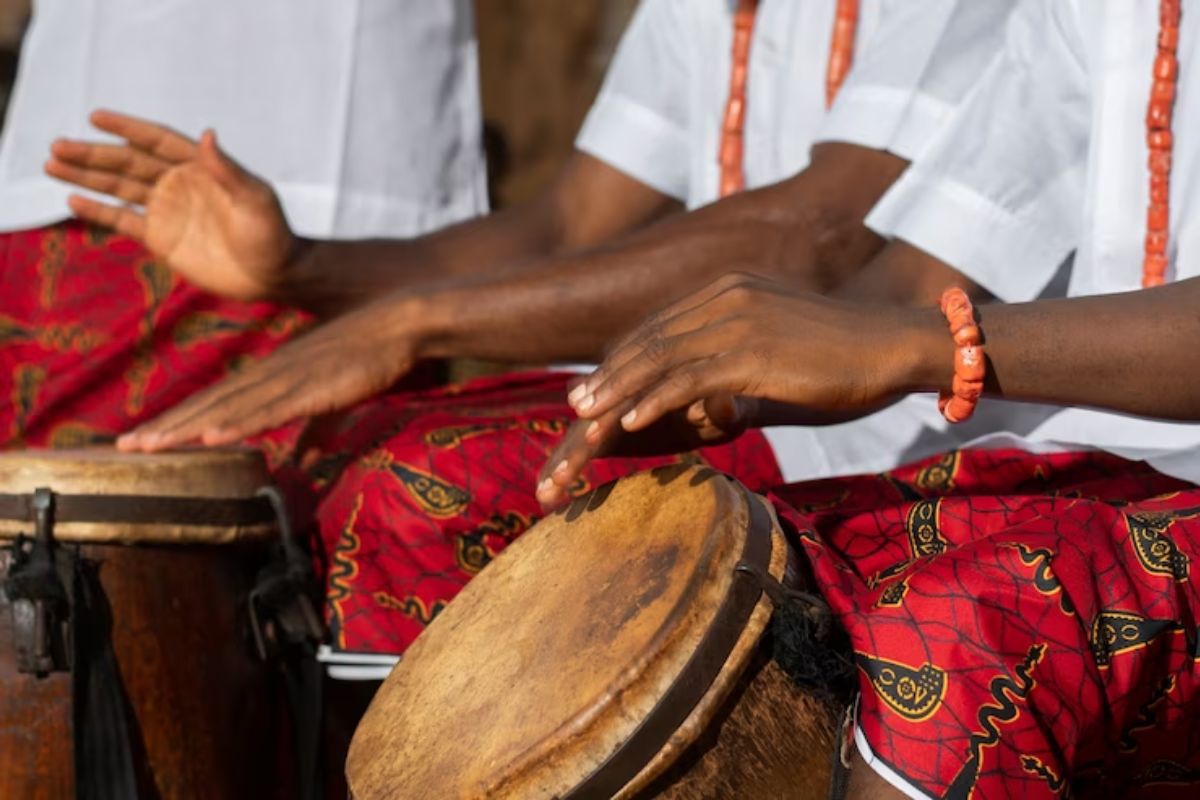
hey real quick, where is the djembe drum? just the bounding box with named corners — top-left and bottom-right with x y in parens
top-left (347, 465), bottom-right (850, 800)
top-left (0, 448), bottom-right (311, 800)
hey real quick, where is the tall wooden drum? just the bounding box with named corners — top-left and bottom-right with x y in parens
top-left (347, 465), bottom-right (845, 800)
top-left (0, 448), bottom-right (288, 800)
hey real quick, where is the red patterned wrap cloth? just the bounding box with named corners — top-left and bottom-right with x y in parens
top-left (771, 448), bottom-right (1200, 799)
top-left (0, 222), bottom-right (311, 448)
top-left (0, 221), bottom-right (784, 653)
top-left (304, 371), bottom-right (783, 654)
top-left (11, 224), bottom-right (1196, 795)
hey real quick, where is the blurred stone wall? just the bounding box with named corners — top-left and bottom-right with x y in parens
top-left (0, 0), bottom-right (29, 125)
top-left (475, 0), bottom-right (637, 207)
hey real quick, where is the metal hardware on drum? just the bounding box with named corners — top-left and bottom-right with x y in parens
top-left (248, 485), bottom-right (325, 662)
top-left (0, 448), bottom-right (310, 800)
top-left (4, 488), bottom-right (72, 676)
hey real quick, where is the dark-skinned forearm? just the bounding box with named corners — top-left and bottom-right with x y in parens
top-left (887, 277), bottom-right (1200, 420)
top-left (970, 280), bottom-right (1200, 419)
top-left (412, 143), bottom-right (909, 364)
top-left (832, 240), bottom-right (993, 306)
top-left (413, 218), bottom-right (808, 364)
top-left (277, 203), bottom-right (562, 317)
top-left (270, 153), bottom-right (680, 318)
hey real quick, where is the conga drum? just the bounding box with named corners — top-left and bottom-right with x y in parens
top-left (347, 465), bottom-right (849, 799)
top-left (0, 448), bottom-right (299, 800)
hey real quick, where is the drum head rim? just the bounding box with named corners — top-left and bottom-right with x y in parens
top-left (560, 482), bottom-right (780, 799)
top-left (346, 466), bottom-right (789, 800)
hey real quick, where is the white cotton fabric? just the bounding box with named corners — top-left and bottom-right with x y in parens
top-left (576, 0), bottom-right (1030, 482)
top-left (576, 0), bottom-right (894, 209)
top-left (817, 0), bottom-right (1022, 161)
top-left (869, 0), bottom-right (1200, 484)
top-left (0, 0), bottom-right (488, 239)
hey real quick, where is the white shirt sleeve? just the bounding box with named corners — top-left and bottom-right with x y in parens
top-left (574, 0), bottom-right (693, 200)
top-left (817, 0), bottom-right (1020, 162)
top-left (866, 0), bottom-right (1091, 302)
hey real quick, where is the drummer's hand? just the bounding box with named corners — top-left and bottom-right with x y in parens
top-left (116, 298), bottom-right (423, 452)
top-left (536, 273), bottom-right (945, 503)
top-left (536, 393), bottom-right (754, 507)
top-left (45, 110), bottom-right (296, 302)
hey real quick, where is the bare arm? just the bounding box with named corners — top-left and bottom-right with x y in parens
top-left (926, 279), bottom-right (1200, 419)
top-left (401, 143), bottom-right (908, 364)
top-left (832, 239), bottom-right (993, 306)
top-left (277, 151), bottom-right (681, 316)
top-left (830, 243), bottom-right (1197, 418)
top-left (110, 142), bottom-right (908, 450)
top-left (579, 260), bottom-right (1200, 434)
top-left (541, 265), bottom-right (1200, 504)
top-left (45, 112), bottom-right (678, 316)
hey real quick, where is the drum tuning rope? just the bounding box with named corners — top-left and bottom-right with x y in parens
top-left (734, 559), bottom-right (856, 700)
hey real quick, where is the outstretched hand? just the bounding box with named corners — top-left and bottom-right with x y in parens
top-left (45, 109), bottom-right (297, 302)
top-left (116, 298), bottom-right (425, 452)
top-left (535, 273), bottom-right (943, 506)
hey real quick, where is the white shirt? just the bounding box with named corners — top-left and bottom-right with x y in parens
top-left (0, 0), bottom-right (487, 239)
top-left (577, 0), bottom-right (1029, 482)
top-left (577, 0), bottom-right (894, 209)
top-left (869, 0), bottom-right (1200, 484)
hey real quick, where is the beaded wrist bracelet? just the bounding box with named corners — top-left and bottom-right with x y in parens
top-left (937, 287), bottom-right (985, 424)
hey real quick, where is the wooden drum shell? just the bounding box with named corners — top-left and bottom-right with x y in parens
top-left (631, 656), bottom-right (839, 799)
top-left (0, 449), bottom-right (287, 800)
top-left (347, 465), bottom-right (842, 800)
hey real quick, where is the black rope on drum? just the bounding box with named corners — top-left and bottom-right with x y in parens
top-left (733, 561), bottom-right (856, 701)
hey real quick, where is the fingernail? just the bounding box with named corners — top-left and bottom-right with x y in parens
top-left (585, 421), bottom-right (600, 442)
top-left (537, 477), bottom-right (554, 496)
top-left (621, 409), bottom-right (638, 428)
top-left (576, 394), bottom-right (595, 413)
top-left (567, 384), bottom-right (588, 405)
top-left (553, 460), bottom-right (569, 476)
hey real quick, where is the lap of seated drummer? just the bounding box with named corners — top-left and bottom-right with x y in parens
top-left (542, 1), bottom-right (1200, 796)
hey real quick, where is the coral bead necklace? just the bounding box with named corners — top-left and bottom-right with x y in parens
top-left (719, 0), bottom-right (860, 197)
top-left (1144, 0), bottom-right (1182, 287)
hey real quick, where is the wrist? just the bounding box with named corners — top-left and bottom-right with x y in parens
top-left (267, 235), bottom-right (316, 305)
top-left (391, 292), bottom-right (450, 362)
top-left (887, 306), bottom-right (955, 394)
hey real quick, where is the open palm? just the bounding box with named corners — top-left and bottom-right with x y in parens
top-left (46, 110), bottom-right (296, 302)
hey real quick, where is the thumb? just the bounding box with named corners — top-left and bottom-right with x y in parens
top-left (696, 393), bottom-right (753, 435)
top-left (198, 129), bottom-right (256, 196)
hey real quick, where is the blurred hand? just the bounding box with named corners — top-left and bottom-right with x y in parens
top-left (45, 109), bottom-right (296, 302)
top-left (536, 393), bottom-right (754, 508)
top-left (536, 273), bottom-right (941, 505)
top-left (116, 299), bottom-right (423, 452)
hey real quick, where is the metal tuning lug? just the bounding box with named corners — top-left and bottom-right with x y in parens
top-left (4, 488), bottom-right (71, 676)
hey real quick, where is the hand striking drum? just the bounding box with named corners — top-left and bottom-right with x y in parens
top-left (347, 465), bottom-right (853, 800)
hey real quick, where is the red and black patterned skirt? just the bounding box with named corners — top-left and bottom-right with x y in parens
top-left (0, 222), bottom-right (784, 651)
top-left (772, 448), bottom-right (1200, 799)
top-left (5, 224), bottom-right (1198, 796)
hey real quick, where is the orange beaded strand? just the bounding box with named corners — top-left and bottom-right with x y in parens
top-left (1144, 0), bottom-right (1182, 287)
top-left (937, 288), bottom-right (986, 424)
top-left (827, 0), bottom-right (860, 107)
top-left (719, 0), bottom-right (759, 197)
top-left (719, 0), bottom-right (860, 198)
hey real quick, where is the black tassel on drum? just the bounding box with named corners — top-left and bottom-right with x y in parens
top-left (71, 556), bottom-right (142, 800)
top-left (769, 589), bottom-right (856, 699)
top-left (734, 562), bottom-right (856, 700)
